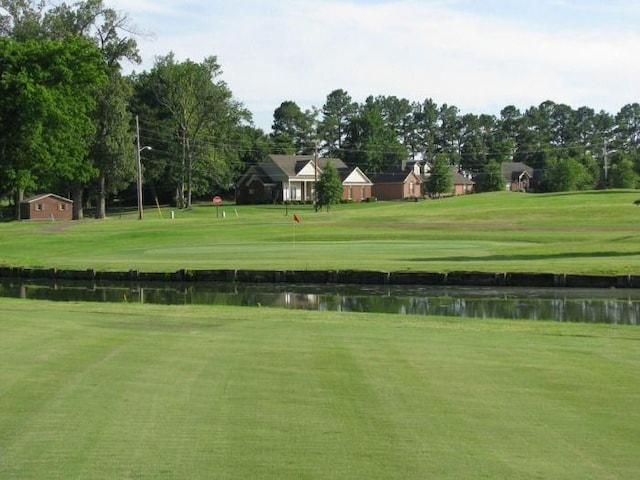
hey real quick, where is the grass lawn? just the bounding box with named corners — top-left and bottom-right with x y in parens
top-left (1, 298), bottom-right (639, 479)
top-left (1, 190), bottom-right (640, 275)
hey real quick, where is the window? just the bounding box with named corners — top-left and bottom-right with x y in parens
top-left (59, 203), bottom-right (67, 211)
top-left (290, 185), bottom-right (299, 201)
top-left (348, 186), bottom-right (353, 200)
top-left (409, 182), bottom-right (415, 196)
top-left (35, 203), bottom-right (43, 211)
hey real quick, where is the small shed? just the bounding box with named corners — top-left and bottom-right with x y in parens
top-left (20, 193), bottom-right (73, 220)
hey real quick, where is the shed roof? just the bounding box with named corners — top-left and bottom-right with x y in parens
top-left (22, 193), bottom-right (73, 204)
top-left (269, 155), bottom-right (347, 178)
top-left (369, 170), bottom-right (421, 184)
top-left (451, 167), bottom-right (475, 185)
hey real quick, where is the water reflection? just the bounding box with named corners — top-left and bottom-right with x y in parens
top-left (1, 278), bottom-right (639, 325)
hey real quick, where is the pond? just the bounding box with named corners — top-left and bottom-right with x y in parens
top-left (2, 278), bottom-right (639, 325)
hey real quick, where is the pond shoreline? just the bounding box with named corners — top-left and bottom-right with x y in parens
top-left (2, 267), bottom-right (639, 289)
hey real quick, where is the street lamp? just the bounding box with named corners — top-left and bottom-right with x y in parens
top-left (136, 145), bottom-right (152, 220)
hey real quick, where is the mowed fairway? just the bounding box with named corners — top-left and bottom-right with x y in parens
top-left (1, 190), bottom-right (640, 274)
top-left (1, 299), bottom-right (639, 479)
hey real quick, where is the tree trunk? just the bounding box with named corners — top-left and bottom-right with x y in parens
top-left (72, 187), bottom-right (84, 220)
top-left (175, 186), bottom-right (183, 208)
top-left (180, 126), bottom-right (187, 209)
top-left (14, 189), bottom-right (24, 220)
top-left (186, 135), bottom-right (193, 209)
top-left (95, 174), bottom-right (106, 219)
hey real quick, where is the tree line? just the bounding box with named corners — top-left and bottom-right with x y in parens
top-left (273, 93), bottom-right (640, 193)
top-left (1, 1), bottom-right (638, 220)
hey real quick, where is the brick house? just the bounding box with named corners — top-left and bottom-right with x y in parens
top-left (370, 170), bottom-right (422, 201)
top-left (236, 154), bottom-right (372, 204)
top-left (20, 193), bottom-right (73, 220)
top-left (451, 167), bottom-right (475, 195)
top-left (341, 167), bottom-right (373, 202)
top-left (502, 162), bottom-right (533, 191)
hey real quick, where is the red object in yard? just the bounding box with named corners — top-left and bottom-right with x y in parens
top-left (293, 214), bottom-right (300, 224)
top-left (213, 196), bottom-right (222, 205)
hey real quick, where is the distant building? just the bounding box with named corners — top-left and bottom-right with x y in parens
top-left (450, 167), bottom-right (475, 195)
top-left (370, 170), bottom-right (422, 200)
top-left (236, 155), bottom-right (372, 204)
top-left (402, 160), bottom-right (474, 197)
top-left (502, 162), bottom-right (534, 191)
top-left (20, 193), bottom-right (73, 221)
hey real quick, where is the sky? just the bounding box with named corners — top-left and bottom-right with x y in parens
top-left (110, 0), bottom-right (640, 132)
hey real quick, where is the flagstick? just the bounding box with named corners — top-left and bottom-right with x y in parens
top-left (292, 214), bottom-right (300, 246)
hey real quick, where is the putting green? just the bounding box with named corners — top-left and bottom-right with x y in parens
top-left (103, 240), bottom-right (534, 271)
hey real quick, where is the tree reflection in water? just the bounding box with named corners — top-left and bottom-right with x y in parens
top-left (1, 279), bottom-right (639, 325)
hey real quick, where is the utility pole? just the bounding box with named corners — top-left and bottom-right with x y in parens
top-left (135, 116), bottom-right (152, 220)
top-left (313, 141), bottom-right (318, 210)
top-left (603, 139), bottom-right (610, 181)
top-left (136, 115), bottom-right (143, 220)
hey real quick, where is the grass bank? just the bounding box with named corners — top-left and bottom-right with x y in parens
top-left (0, 190), bottom-right (639, 275)
top-left (1, 298), bottom-right (639, 479)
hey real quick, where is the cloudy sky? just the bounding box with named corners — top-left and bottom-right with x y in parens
top-left (110, 0), bottom-right (640, 132)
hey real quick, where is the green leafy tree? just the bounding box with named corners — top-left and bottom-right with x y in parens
top-left (614, 103), bottom-right (640, 148)
top-left (474, 161), bottom-right (505, 193)
top-left (499, 105), bottom-right (522, 140)
top-left (319, 89), bottom-right (356, 157)
top-left (233, 125), bottom-right (271, 177)
top-left (343, 96), bottom-right (407, 174)
top-left (608, 152), bottom-right (638, 188)
top-left (0, 36), bottom-right (106, 219)
top-left (376, 95), bottom-right (413, 147)
top-left (513, 102), bottom-right (553, 169)
top-left (271, 100), bottom-right (317, 154)
top-left (409, 98), bottom-right (439, 163)
top-left (43, 0), bottom-right (140, 68)
top-left (91, 70), bottom-right (135, 218)
top-left (1, 0), bottom-right (141, 219)
top-left (437, 103), bottom-right (461, 160)
top-left (43, 0), bottom-right (141, 218)
top-left (0, 0), bottom-right (47, 40)
top-left (541, 149), bottom-right (597, 192)
top-left (543, 158), bottom-right (585, 192)
top-left (459, 113), bottom-right (489, 176)
top-left (425, 154), bottom-right (453, 197)
top-left (133, 53), bottom-right (249, 208)
top-left (315, 161), bottom-right (342, 211)
top-left (270, 132), bottom-right (296, 155)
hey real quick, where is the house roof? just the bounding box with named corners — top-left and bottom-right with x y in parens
top-left (450, 167), bottom-right (475, 185)
top-left (369, 170), bottom-right (422, 184)
top-left (423, 166), bottom-right (474, 185)
top-left (238, 155), bottom-right (359, 187)
top-left (237, 165), bottom-right (274, 186)
top-left (502, 162), bottom-right (533, 181)
top-left (21, 193), bottom-right (73, 204)
top-left (403, 159), bottom-right (423, 171)
top-left (269, 154), bottom-right (347, 178)
top-left (340, 167), bottom-right (373, 185)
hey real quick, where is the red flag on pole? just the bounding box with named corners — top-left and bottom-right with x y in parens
top-left (293, 214), bottom-right (301, 224)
